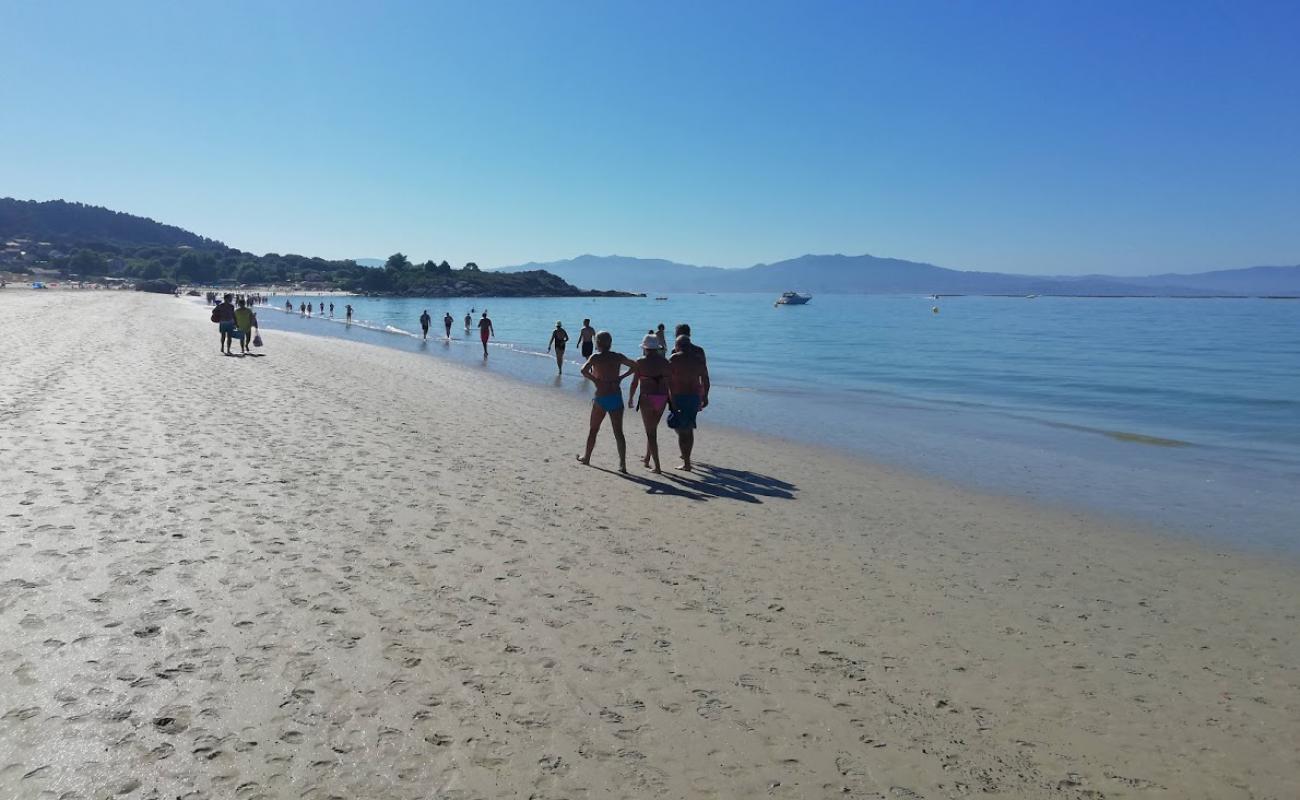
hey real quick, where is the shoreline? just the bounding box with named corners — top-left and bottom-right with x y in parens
top-left (253, 294), bottom-right (1300, 554)
top-left (2, 291), bottom-right (1297, 798)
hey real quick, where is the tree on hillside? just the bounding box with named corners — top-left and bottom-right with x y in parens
top-left (176, 250), bottom-right (218, 283)
top-left (437, 260), bottom-right (451, 272)
top-left (385, 252), bottom-right (411, 271)
top-left (463, 262), bottom-right (480, 271)
top-left (69, 249), bottom-right (107, 275)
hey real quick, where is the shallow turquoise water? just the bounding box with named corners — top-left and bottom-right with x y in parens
top-left (258, 293), bottom-right (1300, 550)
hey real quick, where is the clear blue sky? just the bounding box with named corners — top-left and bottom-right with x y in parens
top-left (2, 1), bottom-right (1297, 274)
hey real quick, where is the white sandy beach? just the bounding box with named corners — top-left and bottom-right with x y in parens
top-left (1, 291), bottom-right (1296, 799)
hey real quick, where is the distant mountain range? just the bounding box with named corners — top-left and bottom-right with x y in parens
top-left (6, 197), bottom-right (1293, 296)
top-left (497, 254), bottom-right (1300, 296)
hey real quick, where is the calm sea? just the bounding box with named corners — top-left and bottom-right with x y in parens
top-left (256, 293), bottom-right (1300, 551)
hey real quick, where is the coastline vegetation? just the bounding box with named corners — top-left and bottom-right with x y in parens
top-left (0, 198), bottom-right (635, 297)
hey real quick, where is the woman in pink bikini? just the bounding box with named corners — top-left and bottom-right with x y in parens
top-left (628, 332), bottom-right (672, 473)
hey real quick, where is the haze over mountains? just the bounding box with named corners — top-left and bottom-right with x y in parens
top-left (497, 254), bottom-right (1300, 296)
top-left (5, 197), bottom-right (1294, 296)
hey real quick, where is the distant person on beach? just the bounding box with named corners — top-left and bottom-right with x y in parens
top-left (213, 293), bottom-right (237, 355)
top-left (577, 331), bottom-right (637, 473)
top-left (668, 334), bottom-right (710, 471)
top-left (628, 332), bottom-right (671, 473)
top-left (477, 311), bottom-right (494, 356)
top-left (318, 302), bottom-right (324, 315)
top-left (419, 310), bottom-right (431, 340)
top-left (464, 312), bottom-right (472, 332)
top-left (656, 323), bottom-right (667, 351)
top-left (443, 312), bottom-right (453, 339)
top-left (329, 302), bottom-right (335, 316)
top-left (578, 319), bottom-right (596, 359)
top-left (547, 321), bottom-right (569, 373)
top-left (234, 299), bottom-right (258, 355)
top-left (345, 304), bottom-right (353, 322)
top-left (285, 300), bottom-right (292, 312)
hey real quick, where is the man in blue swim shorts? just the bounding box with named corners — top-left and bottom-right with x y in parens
top-left (668, 334), bottom-right (710, 471)
top-left (212, 293), bottom-right (237, 355)
top-left (577, 331), bottom-right (637, 473)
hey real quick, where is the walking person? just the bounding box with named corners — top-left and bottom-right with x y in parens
top-left (577, 331), bottom-right (637, 473)
top-left (464, 312), bottom-right (472, 333)
top-left (345, 304), bottom-right (353, 323)
top-left (675, 323), bottom-right (707, 361)
top-left (655, 323), bottom-right (667, 351)
top-left (329, 302), bottom-right (335, 317)
top-left (234, 298), bottom-right (258, 355)
top-left (667, 334), bottom-right (710, 471)
top-left (212, 293), bottom-right (237, 355)
top-left (547, 321), bottom-right (569, 373)
top-left (443, 312), bottom-right (453, 339)
top-left (628, 332), bottom-right (671, 473)
top-left (419, 309), bottom-right (431, 340)
top-left (477, 311), bottom-right (494, 356)
top-left (577, 318), bottom-right (596, 359)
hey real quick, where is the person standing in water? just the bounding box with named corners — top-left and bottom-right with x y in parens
top-left (419, 309), bottom-right (431, 340)
top-left (668, 334), bottom-right (710, 471)
top-left (443, 312), bottom-right (453, 339)
top-left (628, 332), bottom-right (672, 473)
top-left (655, 323), bottom-right (667, 351)
top-left (547, 321), bottom-right (569, 373)
top-left (329, 302), bottom-right (335, 317)
top-left (577, 331), bottom-right (637, 473)
top-left (345, 304), bottom-right (353, 323)
top-left (577, 319), bottom-right (596, 359)
top-left (464, 311), bottom-right (472, 333)
top-left (477, 311), bottom-right (494, 356)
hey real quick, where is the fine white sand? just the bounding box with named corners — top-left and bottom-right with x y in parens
top-left (1, 291), bottom-right (1296, 799)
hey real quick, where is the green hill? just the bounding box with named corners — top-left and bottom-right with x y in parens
top-left (0, 198), bottom-right (632, 297)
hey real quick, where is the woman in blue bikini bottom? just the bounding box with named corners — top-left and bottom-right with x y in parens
top-left (577, 331), bottom-right (638, 473)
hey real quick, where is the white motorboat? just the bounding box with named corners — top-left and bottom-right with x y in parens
top-left (774, 291), bottom-right (811, 306)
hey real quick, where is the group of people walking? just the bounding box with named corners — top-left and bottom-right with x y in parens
top-left (209, 291), bottom-right (265, 306)
top-left (574, 322), bottom-right (709, 474)
top-left (420, 308), bottom-right (495, 355)
top-left (414, 310), bottom-right (709, 473)
top-left (211, 295), bottom-right (712, 473)
top-left (209, 293), bottom-right (260, 355)
top-left (289, 300), bottom-right (352, 321)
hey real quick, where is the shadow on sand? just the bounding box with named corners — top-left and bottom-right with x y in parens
top-left (589, 462), bottom-right (797, 504)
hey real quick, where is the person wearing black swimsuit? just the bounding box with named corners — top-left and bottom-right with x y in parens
top-left (547, 321), bottom-right (570, 373)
